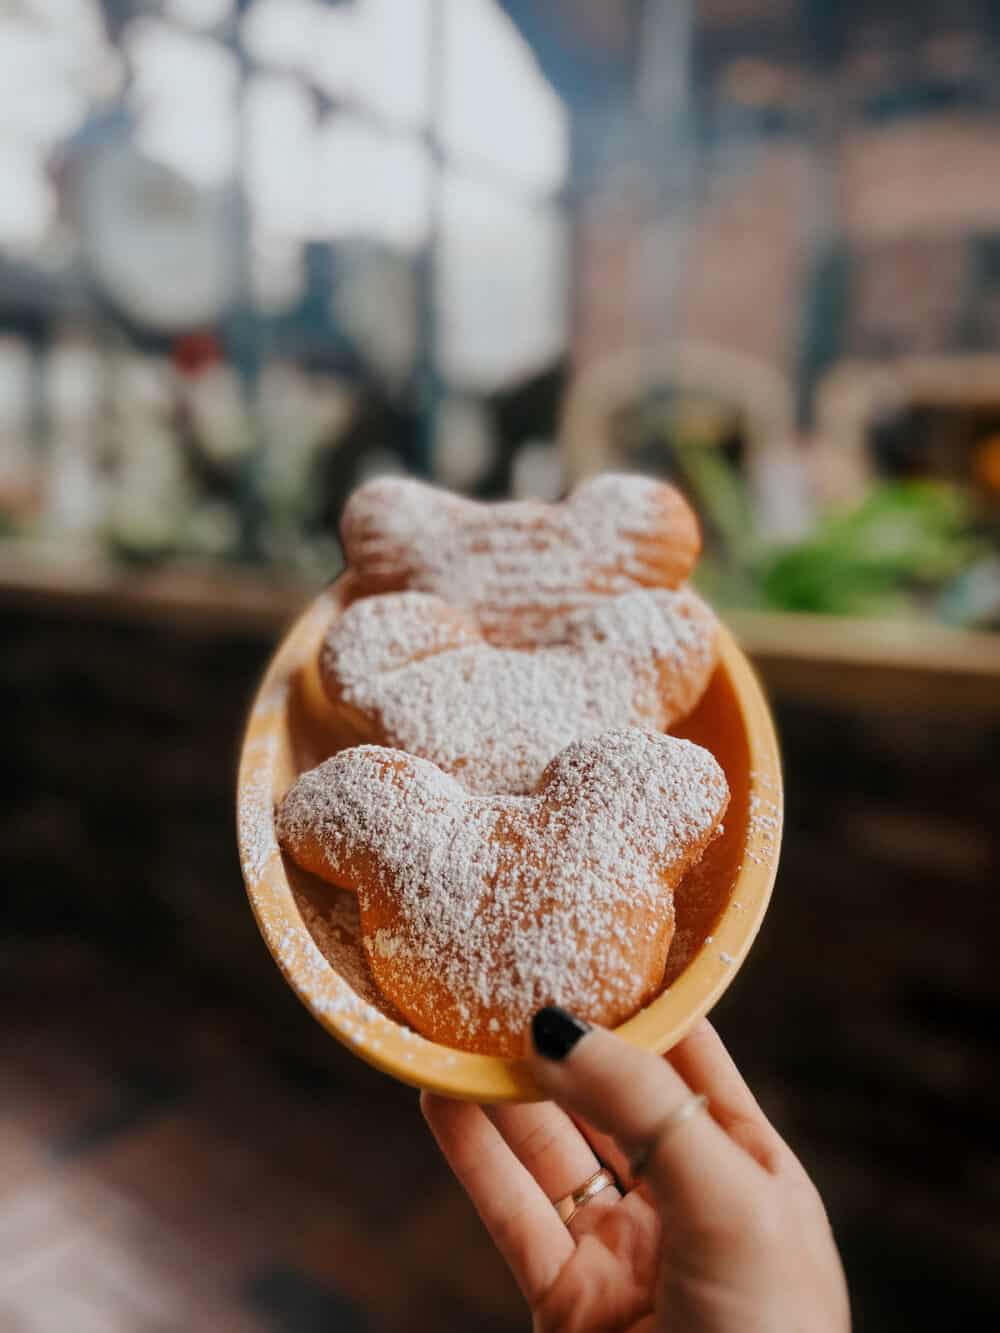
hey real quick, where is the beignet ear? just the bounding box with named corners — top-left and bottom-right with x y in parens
top-left (276, 745), bottom-right (466, 893)
top-left (340, 477), bottom-right (468, 594)
top-left (339, 473), bottom-right (702, 644)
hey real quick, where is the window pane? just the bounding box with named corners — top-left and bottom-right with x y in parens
top-left (164, 0), bottom-right (235, 30)
top-left (0, 1), bottom-right (118, 145)
top-left (441, 0), bottom-right (568, 194)
top-left (315, 117), bottom-right (431, 249)
top-left (245, 74), bottom-right (316, 236)
top-left (127, 18), bottom-right (237, 188)
top-left (308, 0), bottom-right (429, 129)
top-left (242, 0), bottom-right (324, 72)
top-left (246, 80), bottom-right (431, 249)
top-left (0, 141), bottom-right (54, 249)
top-left (437, 173), bottom-right (567, 390)
top-left (243, 0), bottom-right (429, 129)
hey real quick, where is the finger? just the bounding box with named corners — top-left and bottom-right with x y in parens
top-left (571, 1116), bottom-right (635, 1189)
top-left (526, 1008), bottom-right (762, 1227)
top-left (488, 1102), bottom-right (620, 1236)
top-left (421, 1092), bottom-right (572, 1301)
top-left (667, 1020), bottom-right (788, 1172)
top-left (571, 1118), bottom-right (660, 1235)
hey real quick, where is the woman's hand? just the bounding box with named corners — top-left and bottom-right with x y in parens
top-left (422, 1013), bottom-right (849, 1332)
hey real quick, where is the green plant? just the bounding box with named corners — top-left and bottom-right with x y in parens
top-left (751, 481), bottom-right (981, 616)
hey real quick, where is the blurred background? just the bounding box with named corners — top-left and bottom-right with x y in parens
top-left (1, 0), bottom-right (998, 1329)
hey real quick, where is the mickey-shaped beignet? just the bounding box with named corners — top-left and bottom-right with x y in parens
top-left (319, 587), bottom-right (719, 794)
top-left (276, 729), bottom-right (729, 1056)
top-left (340, 473), bottom-right (701, 647)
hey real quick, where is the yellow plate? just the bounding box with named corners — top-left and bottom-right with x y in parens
top-left (236, 574), bottom-right (782, 1101)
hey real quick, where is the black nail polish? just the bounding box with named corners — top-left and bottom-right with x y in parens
top-left (531, 1007), bottom-right (591, 1061)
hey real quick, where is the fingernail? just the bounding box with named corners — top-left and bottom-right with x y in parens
top-left (531, 1007), bottom-right (591, 1061)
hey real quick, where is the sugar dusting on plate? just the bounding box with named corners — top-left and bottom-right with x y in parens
top-left (239, 735), bottom-right (281, 887)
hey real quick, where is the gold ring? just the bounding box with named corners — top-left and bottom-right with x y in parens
top-left (553, 1167), bottom-right (617, 1226)
top-left (628, 1093), bottom-right (709, 1179)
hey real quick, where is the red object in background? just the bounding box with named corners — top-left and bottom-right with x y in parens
top-left (173, 331), bottom-right (223, 377)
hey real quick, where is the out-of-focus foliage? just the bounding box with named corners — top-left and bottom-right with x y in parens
top-left (682, 456), bottom-right (989, 621)
top-left (751, 482), bottom-right (983, 617)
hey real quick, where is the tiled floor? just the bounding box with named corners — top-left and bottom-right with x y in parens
top-left (0, 938), bottom-right (525, 1332)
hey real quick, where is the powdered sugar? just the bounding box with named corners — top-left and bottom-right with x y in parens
top-left (253, 680), bottom-right (290, 721)
top-left (321, 586), bottom-right (718, 794)
top-left (746, 787), bottom-right (782, 866)
top-left (340, 473), bottom-right (700, 645)
top-left (239, 736), bottom-right (281, 886)
top-left (294, 888), bottom-right (405, 1016)
top-left (277, 728), bottom-right (729, 1053)
top-left (275, 913), bottom-right (401, 1045)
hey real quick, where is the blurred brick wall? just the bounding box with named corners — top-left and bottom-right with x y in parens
top-left (1, 603), bottom-right (276, 987)
top-left (839, 120), bottom-right (1000, 241)
top-left (672, 146), bottom-right (814, 370)
top-left (572, 146), bottom-right (812, 376)
top-left (572, 115), bottom-right (1000, 383)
